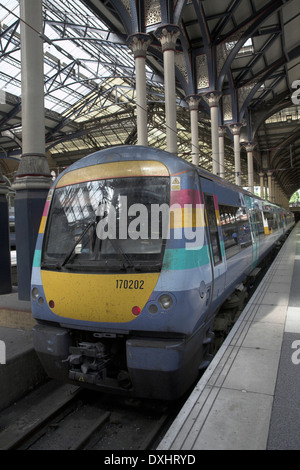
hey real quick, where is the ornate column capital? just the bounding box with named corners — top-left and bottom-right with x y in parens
top-left (242, 141), bottom-right (256, 153)
top-left (229, 122), bottom-right (242, 135)
top-left (202, 90), bottom-right (222, 108)
top-left (185, 94), bottom-right (201, 110)
top-left (127, 33), bottom-right (152, 59)
top-left (218, 125), bottom-right (227, 137)
top-left (155, 25), bottom-right (180, 52)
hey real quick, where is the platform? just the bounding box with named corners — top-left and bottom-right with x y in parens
top-left (157, 222), bottom-right (300, 450)
top-left (0, 289), bottom-right (45, 412)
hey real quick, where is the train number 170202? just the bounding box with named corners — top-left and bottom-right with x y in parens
top-left (116, 279), bottom-right (144, 289)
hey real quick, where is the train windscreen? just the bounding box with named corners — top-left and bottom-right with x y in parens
top-left (41, 176), bottom-right (169, 273)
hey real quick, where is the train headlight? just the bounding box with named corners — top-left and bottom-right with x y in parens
top-left (32, 287), bottom-right (39, 300)
top-left (158, 294), bottom-right (173, 310)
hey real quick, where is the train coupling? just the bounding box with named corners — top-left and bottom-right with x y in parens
top-left (66, 342), bottom-right (110, 384)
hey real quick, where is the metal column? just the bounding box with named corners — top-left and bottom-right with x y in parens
top-left (218, 126), bottom-right (226, 179)
top-left (204, 92), bottom-right (221, 175)
top-left (156, 26), bottom-right (180, 155)
top-left (0, 174), bottom-right (11, 294)
top-left (244, 142), bottom-right (256, 194)
top-left (128, 34), bottom-right (151, 147)
top-left (186, 95), bottom-right (201, 166)
top-left (13, 0), bottom-right (51, 300)
top-left (230, 123), bottom-right (242, 186)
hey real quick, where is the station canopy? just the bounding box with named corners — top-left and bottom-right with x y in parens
top-left (0, 0), bottom-right (299, 197)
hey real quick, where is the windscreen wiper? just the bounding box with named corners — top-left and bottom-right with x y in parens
top-left (107, 238), bottom-right (135, 270)
top-left (95, 200), bottom-right (134, 270)
top-left (59, 220), bottom-right (95, 268)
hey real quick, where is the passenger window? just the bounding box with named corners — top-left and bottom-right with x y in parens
top-left (254, 208), bottom-right (265, 239)
top-left (263, 209), bottom-right (278, 233)
top-left (219, 204), bottom-right (251, 259)
top-left (204, 194), bottom-right (222, 265)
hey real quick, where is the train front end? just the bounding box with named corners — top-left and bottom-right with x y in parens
top-left (31, 147), bottom-right (211, 399)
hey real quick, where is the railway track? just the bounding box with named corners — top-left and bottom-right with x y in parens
top-left (0, 380), bottom-right (171, 450)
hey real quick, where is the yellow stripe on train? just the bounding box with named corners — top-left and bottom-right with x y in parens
top-left (38, 216), bottom-right (47, 234)
top-left (56, 160), bottom-right (169, 188)
top-left (170, 206), bottom-right (205, 229)
top-left (41, 270), bottom-right (160, 323)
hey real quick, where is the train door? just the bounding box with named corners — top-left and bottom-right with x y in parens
top-left (200, 177), bottom-right (226, 312)
top-left (245, 195), bottom-right (259, 268)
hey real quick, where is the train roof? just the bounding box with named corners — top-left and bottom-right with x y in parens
top-left (54, 145), bottom-right (285, 211)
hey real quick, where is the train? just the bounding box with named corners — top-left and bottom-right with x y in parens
top-left (31, 145), bottom-right (294, 400)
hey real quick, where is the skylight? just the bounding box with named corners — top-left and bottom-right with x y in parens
top-left (225, 37), bottom-right (254, 56)
top-left (0, 0), bottom-right (137, 113)
top-left (0, 0), bottom-right (21, 96)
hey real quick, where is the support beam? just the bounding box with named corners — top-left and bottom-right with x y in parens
top-left (271, 175), bottom-right (276, 203)
top-left (13, 0), bottom-right (51, 301)
top-left (259, 172), bottom-right (264, 199)
top-left (186, 95), bottom-right (201, 166)
top-left (230, 123), bottom-right (242, 186)
top-left (155, 26), bottom-right (180, 154)
top-left (128, 33), bottom-right (151, 147)
top-left (203, 91), bottom-right (222, 175)
top-left (267, 170), bottom-right (273, 202)
top-left (243, 142), bottom-right (256, 194)
top-left (0, 171), bottom-right (11, 294)
top-left (218, 126), bottom-right (226, 179)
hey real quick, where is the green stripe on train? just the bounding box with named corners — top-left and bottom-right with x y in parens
top-left (162, 246), bottom-right (211, 270)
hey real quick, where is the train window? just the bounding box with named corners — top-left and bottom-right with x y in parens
top-left (252, 208), bottom-right (264, 239)
top-left (277, 210), bottom-right (283, 229)
top-left (219, 204), bottom-right (251, 259)
top-left (42, 176), bottom-right (169, 273)
top-left (204, 194), bottom-right (222, 265)
top-left (263, 210), bottom-right (278, 233)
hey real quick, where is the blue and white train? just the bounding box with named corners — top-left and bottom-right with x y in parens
top-left (31, 146), bottom-right (294, 400)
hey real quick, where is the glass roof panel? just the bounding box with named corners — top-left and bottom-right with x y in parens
top-left (0, 0), bottom-right (19, 26)
top-left (0, 0), bottom-right (137, 114)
